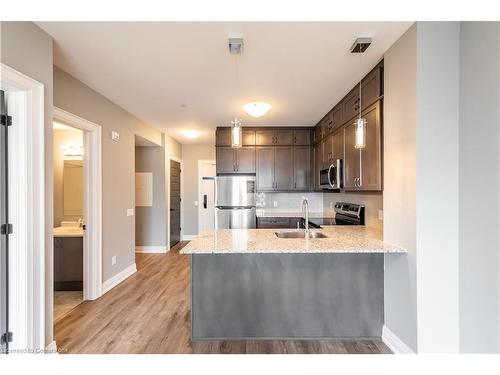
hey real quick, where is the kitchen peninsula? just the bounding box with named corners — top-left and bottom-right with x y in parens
top-left (181, 226), bottom-right (405, 340)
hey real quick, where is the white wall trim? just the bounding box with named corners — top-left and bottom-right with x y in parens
top-left (1, 63), bottom-right (45, 351)
top-left (197, 159), bottom-right (216, 235)
top-left (382, 325), bottom-right (415, 354)
top-left (167, 156), bottom-right (183, 248)
top-left (45, 340), bottom-right (58, 354)
top-left (135, 246), bottom-right (167, 253)
top-left (182, 234), bottom-right (197, 241)
top-left (53, 107), bottom-right (103, 301)
top-left (102, 263), bottom-right (137, 295)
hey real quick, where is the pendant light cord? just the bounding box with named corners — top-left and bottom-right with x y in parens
top-left (358, 49), bottom-right (362, 120)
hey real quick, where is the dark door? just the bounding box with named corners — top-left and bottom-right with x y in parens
top-left (0, 90), bottom-right (11, 353)
top-left (216, 147), bottom-right (235, 174)
top-left (274, 146), bottom-right (294, 190)
top-left (256, 147), bottom-right (274, 190)
top-left (293, 129), bottom-right (311, 145)
top-left (293, 146), bottom-right (310, 190)
top-left (343, 123), bottom-right (361, 191)
top-left (255, 130), bottom-right (275, 146)
top-left (359, 102), bottom-right (382, 190)
top-left (169, 160), bottom-right (181, 247)
top-left (235, 147), bottom-right (255, 173)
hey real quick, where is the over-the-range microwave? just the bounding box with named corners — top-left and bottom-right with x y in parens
top-left (319, 159), bottom-right (343, 190)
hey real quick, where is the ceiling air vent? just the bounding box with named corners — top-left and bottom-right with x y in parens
top-left (350, 37), bottom-right (372, 53)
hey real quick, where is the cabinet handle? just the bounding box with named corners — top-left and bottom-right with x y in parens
top-left (294, 136), bottom-right (297, 144)
top-left (294, 181), bottom-right (297, 189)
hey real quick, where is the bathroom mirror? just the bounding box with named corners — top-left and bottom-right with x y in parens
top-left (63, 160), bottom-right (83, 216)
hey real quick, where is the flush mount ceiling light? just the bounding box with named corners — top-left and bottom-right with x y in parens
top-left (243, 102), bottom-right (272, 118)
top-left (181, 129), bottom-right (200, 139)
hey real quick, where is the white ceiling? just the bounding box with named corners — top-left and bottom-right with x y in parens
top-left (37, 22), bottom-right (412, 145)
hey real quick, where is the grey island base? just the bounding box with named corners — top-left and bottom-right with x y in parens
top-left (182, 228), bottom-right (406, 341)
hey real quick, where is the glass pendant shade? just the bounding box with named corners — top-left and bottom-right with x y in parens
top-left (354, 117), bottom-right (366, 149)
top-left (231, 118), bottom-right (242, 148)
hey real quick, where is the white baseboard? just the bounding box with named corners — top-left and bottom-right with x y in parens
top-left (102, 263), bottom-right (137, 295)
top-left (135, 246), bottom-right (167, 253)
top-left (382, 325), bottom-right (415, 354)
top-left (45, 340), bottom-right (58, 354)
top-left (182, 234), bottom-right (197, 240)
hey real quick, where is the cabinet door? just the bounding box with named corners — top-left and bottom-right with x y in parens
top-left (242, 129), bottom-right (256, 146)
top-left (256, 147), bottom-right (275, 190)
top-left (275, 129), bottom-right (294, 145)
top-left (343, 123), bottom-right (361, 191)
top-left (314, 123), bottom-right (323, 144)
top-left (216, 128), bottom-right (231, 146)
top-left (314, 143), bottom-right (322, 189)
top-left (359, 103), bottom-right (382, 190)
top-left (361, 65), bottom-right (381, 110)
top-left (322, 135), bottom-right (333, 167)
top-left (293, 146), bottom-right (310, 190)
top-left (342, 86), bottom-right (361, 124)
top-left (216, 147), bottom-right (235, 174)
top-left (331, 105), bottom-right (343, 131)
top-left (331, 128), bottom-right (344, 161)
top-left (323, 112), bottom-right (334, 136)
top-left (275, 146), bottom-right (294, 190)
top-left (293, 129), bottom-right (311, 145)
top-left (255, 130), bottom-right (275, 145)
top-left (235, 147), bottom-right (256, 173)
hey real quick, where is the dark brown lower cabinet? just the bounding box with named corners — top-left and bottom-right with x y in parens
top-left (257, 217), bottom-right (302, 229)
top-left (343, 101), bottom-right (382, 191)
top-left (54, 237), bottom-right (83, 291)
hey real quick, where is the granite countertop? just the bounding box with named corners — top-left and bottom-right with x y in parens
top-left (180, 227), bottom-right (406, 254)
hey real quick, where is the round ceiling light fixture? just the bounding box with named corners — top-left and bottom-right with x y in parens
top-left (181, 129), bottom-right (200, 139)
top-left (243, 101), bottom-right (272, 118)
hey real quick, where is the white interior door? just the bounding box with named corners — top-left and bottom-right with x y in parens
top-left (198, 161), bottom-right (216, 233)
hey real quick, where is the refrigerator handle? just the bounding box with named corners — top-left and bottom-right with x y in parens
top-left (203, 194), bottom-right (207, 209)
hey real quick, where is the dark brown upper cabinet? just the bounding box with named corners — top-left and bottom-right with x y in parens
top-left (256, 129), bottom-right (296, 146)
top-left (274, 146), bottom-right (294, 190)
top-left (313, 122), bottom-right (324, 144)
top-left (216, 146), bottom-right (256, 174)
top-left (256, 146), bottom-right (275, 190)
top-left (293, 146), bottom-right (311, 190)
top-left (293, 129), bottom-right (311, 145)
top-left (314, 142), bottom-right (322, 190)
top-left (242, 129), bottom-right (256, 146)
top-left (255, 129), bottom-right (275, 146)
top-left (343, 101), bottom-right (382, 192)
top-left (215, 128), bottom-right (231, 146)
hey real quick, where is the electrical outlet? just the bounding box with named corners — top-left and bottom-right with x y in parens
top-left (111, 130), bottom-right (120, 141)
top-left (273, 201), bottom-right (278, 208)
top-left (378, 210), bottom-right (384, 220)
top-left (127, 208), bottom-right (134, 217)
top-left (111, 256), bottom-right (116, 266)
top-left (194, 200), bottom-right (198, 206)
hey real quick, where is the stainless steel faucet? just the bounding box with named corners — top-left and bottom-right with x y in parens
top-left (301, 197), bottom-right (310, 234)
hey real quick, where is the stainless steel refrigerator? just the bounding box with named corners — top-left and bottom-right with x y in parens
top-left (215, 175), bottom-right (256, 229)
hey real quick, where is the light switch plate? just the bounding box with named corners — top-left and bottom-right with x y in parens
top-left (378, 210), bottom-right (384, 220)
top-left (111, 256), bottom-right (116, 266)
top-left (127, 208), bottom-right (135, 217)
top-left (273, 201), bottom-right (278, 207)
top-left (111, 131), bottom-right (120, 141)
top-left (194, 201), bottom-right (198, 206)
top-left (329, 202), bottom-right (334, 209)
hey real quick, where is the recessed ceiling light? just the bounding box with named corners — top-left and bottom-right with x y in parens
top-left (181, 129), bottom-right (200, 139)
top-left (243, 102), bottom-right (272, 118)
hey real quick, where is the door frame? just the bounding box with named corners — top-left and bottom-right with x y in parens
top-left (167, 156), bottom-right (184, 246)
top-left (53, 107), bottom-right (102, 301)
top-left (197, 159), bottom-right (216, 234)
top-left (0, 63), bottom-right (45, 351)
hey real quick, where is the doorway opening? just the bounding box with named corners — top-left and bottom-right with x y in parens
top-left (52, 122), bottom-right (84, 322)
top-left (198, 160), bottom-right (216, 233)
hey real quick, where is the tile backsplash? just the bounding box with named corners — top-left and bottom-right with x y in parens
top-left (256, 192), bottom-right (324, 213)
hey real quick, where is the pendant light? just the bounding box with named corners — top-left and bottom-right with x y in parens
top-left (229, 38), bottom-right (243, 148)
top-left (351, 38), bottom-right (371, 149)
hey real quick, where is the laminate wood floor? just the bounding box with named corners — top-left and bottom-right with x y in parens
top-left (54, 242), bottom-right (392, 354)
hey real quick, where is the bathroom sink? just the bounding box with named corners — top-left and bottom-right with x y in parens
top-left (275, 231), bottom-right (327, 239)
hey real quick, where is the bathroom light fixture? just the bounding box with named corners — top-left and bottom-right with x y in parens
top-left (351, 37), bottom-right (371, 149)
top-left (61, 144), bottom-right (84, 157)
top-left (181, 129), bottom-right (200, 139)
top-left (231, 118), bottom-right (242, 148)
top-left (243, 101), bottom-right (272, 118)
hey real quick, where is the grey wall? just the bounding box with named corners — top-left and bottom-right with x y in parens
top-left (135, 140), bottom-right (167, 247)
top-left (1, 21), bottom-right (54, 347)
top-left (458, 22), bottom-right (500, 353)
top-left (383, 23), bottom-right (418, 352)
top-left (181, 144), bottom-right (215, 237)
top-left (54, 66), bottom-right (162, 281)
